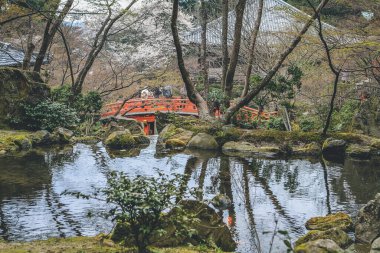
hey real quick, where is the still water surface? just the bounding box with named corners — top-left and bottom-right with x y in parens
top-left (0, 136), bottom-right (379, 252)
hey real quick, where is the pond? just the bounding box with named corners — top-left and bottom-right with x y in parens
top-left (0, 136), bottom-right (379, 252)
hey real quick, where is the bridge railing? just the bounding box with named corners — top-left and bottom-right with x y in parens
top-left (102, 97), bottom-right (199, 118)
top-left (102, 97), bottom-right (278, 121)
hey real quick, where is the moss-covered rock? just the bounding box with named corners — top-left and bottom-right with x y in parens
top-left (222, 141), bottom-right (281, 158)
top-left (0, 130), bottom-right (34, 152)
top-left (165, 139), bottom-right (187, 150)
top-left (293, 142), bottom-right (322, 156)
top-left (0, 68), bottom-right (50, 128)
top-left (31, 130), bottom-right (51, 145)
top-left (53, 127), bottom-right (74, 144)
top-left (157, 124), bottom-right (194, 152)
top-left (294, 239), bottom-right (344, 253)
top-left (346, 144), bottom-right (372, 160)
top-left (305, 212), bottom-right (353, 232)
top-left (355, 193), bottom-right (380, 244)
top-left (187, 133), bottom-right (219, 150)
top-left (13, 135), bottom-right (32, 151)
top-left (295, 228), bottom-right (352, 248)
top-left (133, 134), bottom-right (150, 145)
top-left (158, 200), bottom-right (236, 252)
top-left (105, 130), bottom-right (136, 149)
top-left (322, 138), bottom-right (347, 156)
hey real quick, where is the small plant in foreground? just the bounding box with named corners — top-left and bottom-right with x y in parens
top-left (63, 170), bottom-right (197, 253)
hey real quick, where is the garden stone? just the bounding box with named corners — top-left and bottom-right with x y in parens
top-left (306, 212), bottom-right (353, 232)
top-left (187, 133), bottom-right (219, 150)
top-left (105, 130), bottom-right (136, 149)
top-left (355, 193), bottom-right (380, 243)
top-left (295, 239), bottom-right (344, 253)
top-left (322, 138), bottom-right (347, 158)
top-left (295, 228), bottom-right (352, 248)
top-left (54, 127), bottom-right (74, 143)
top-left (32, 130), bottom-right (51, 145)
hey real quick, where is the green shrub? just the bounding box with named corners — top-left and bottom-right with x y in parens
top-left (299, 117), bottom-right (316, 132)
top-left (64, 171), bottom-right (197, 253)
top-left (267, 117), bottom-right (286, 131)
top-left (14, 100), bottom-right (79, 131)
top-left (331, 100), bottom-right (360, 132)
top-left (52, 85), bottom-right (103, 115)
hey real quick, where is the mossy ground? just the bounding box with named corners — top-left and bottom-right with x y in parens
top-left (0, 237), bottom-right (227, 253)
top-left (0, 130), bottom-right (34, 152)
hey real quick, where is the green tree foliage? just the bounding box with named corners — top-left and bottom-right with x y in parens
top-left (52, 85), bottom-right (103, 116)
top-left (252, 65), bottom-right (303, 108)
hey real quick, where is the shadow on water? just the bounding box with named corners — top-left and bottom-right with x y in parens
top-left (0, 137), bottom-right (379, 252)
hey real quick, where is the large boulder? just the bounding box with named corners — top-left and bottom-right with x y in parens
top-left (370, 237), bottom-right (380, 253)
top-left (222, 141), bottom-right (281, 158)
top-left (31, 130), bottom-right (51, 146)
top-left (294, 239), bottom-right (344, 253)
top-left (295, 228), bottom-right (352, 249)
top-left (53, 127), bottom-right (74, 143)
top-left (305, 212), bottom-right (353, 232)
top-left (157, 124), bottom-right (194, 152)
top-left (346, 144), bottom-right (372, 160)
top-left (105, 130), bottom-right (136, 149)
top-left (322, 138), bottom-right (347, 157)
top-left (0, 68), bottom-right (50, 127)
top-left (187, 133), bottom-right (219, 150)
top-left (355, 193), bottom-right (380, 243)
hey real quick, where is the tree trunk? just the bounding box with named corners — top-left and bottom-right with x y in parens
top-left (241, 0), bottom-right (264, 97)
top-left (171, 0), bottom-right (212, 120)
top-left (33, 0), bottom-right (74, 73)
top-left (200, 0), bottom-right (209, 98)
top-left (221, 0), bottom-right (229, 90)
top-left (224, 0), bottom-right (247, 100)
top-left (22, 16), bottom-right (35, 70)
top-left (223, 0), bottom-right (330, 124)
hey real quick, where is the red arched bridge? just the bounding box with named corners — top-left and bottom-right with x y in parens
top-left (101, 97), bottom-right (278, 135)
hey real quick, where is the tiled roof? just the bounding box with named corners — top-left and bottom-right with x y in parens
top-left (182, 0), bottom-right (335, 45)
top-left (0, 42), bottom-right (50, 67)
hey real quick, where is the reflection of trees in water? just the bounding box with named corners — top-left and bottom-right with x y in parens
top-left (240, 158), bottom-right (304, 234)
top-left (327, 158), bottom-right (380, 211)
top-left (259, 160), bottom-right (300, 194)
top-left (0, 202), bottom-right (9, 240)
top-left (44, 184), bottom-right (82, 237)
top-left (320, 159), bottom-right (332, 214)
top-left (241, 159), bottom-right (262, 253)
top-left (196, 159), bottom-right (209, 201)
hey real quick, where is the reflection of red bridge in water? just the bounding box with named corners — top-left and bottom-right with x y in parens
top-left (101, 97), bottom-right (278, 135)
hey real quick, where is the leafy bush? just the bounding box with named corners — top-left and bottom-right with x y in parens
top-left (52, 85), bottom-right (103, 115)
top-left (65, 171), bottom-right (196, 253)
top-left (19, 100), bottom-right (79, 131)
top-left (331, 100), bottom-right (360, 132)
top-left (267, 117), bottom-right (286, 131)
top-left (299, 117), bottom-right (316, 132)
